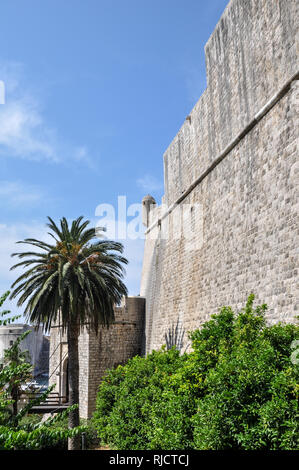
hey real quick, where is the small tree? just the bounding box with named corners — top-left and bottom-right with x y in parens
top-left (0, 291), bottom-right (85, 450)
top-left (0, 291), bottom-right (31, 419)
top-left (2, 332), bottom-right (32, 417)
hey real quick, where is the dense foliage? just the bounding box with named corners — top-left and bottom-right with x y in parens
top-left (93, 295), bottom-right (299, 450)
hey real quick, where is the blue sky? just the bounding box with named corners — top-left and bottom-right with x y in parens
top-left (0, 0), bottom-right (228, 319)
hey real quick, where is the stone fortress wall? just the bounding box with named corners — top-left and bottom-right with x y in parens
top-left (49, 296), bottom-right (145, 418)
top-left (49, 0), bottom-right (298, 418)
top-left (141, 0), bottom-right (299, 353)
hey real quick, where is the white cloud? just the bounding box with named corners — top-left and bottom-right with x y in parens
top-left (0, 99), bottom-right (58, 162)
top-left (73, 145), bottom-right (95, 169)
top-left (0, 61), bottom-right (92, 166)
top-left (137, 174), bottom-right (163, 193)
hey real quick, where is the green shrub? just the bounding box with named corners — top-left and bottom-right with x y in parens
top-left (93, 347), bottom-right (188, 449)
top-left (0, 405), bottom-right (84, 450)
top-left (93, 295), bottom-right (299, 450)
top-left (191, 298), bottom-right (298, 450)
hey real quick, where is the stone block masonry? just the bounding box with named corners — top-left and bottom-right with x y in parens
top-left (141, 0), bottom-right (299, 353)
top-left (78, 296), bottom-right (145, 418)
top-left (49, 296), bottom-right (145, 419)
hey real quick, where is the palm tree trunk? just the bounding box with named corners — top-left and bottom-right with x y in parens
top-left (67, 323), bottom-right (80, 450)
top-left (11, 386), bottom-right (18, 416)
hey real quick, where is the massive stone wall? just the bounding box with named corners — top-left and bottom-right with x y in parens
top-left (141, 0), bottom-right (299, 353)
top-left (49, 296), bottom-right (145, 418)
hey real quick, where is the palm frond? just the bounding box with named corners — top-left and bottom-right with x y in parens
top-left (9, 216), bottom-right (128, 333)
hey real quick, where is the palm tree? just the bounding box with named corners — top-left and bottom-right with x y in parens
top-left (9, 216), bottom-right (128, 450)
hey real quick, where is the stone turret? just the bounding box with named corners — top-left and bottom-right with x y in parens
top-left (49, 296), bottom-right (145, 418)
top-left (142, 194), bottom-right (156, 227)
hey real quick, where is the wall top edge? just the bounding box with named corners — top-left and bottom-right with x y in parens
top-left (147, 71), bottom-right (299, 235)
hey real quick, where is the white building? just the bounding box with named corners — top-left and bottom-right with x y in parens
top-left (0, 324), bottom-right (49, 378)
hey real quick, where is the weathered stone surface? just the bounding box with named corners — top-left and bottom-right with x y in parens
top-left (141, 0), bottom-right (299, 353)
top-left (49, 296), bottom-right (145, 418)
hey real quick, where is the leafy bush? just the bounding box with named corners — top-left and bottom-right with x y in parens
top-left (191, 297), bottom-right (299, 450)
top-left (93, 347), bottom-right (188, 449)
top-left (0, 405), bottom-right (83, 450)
top-left (93, 295), bottom-right (299, 450)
